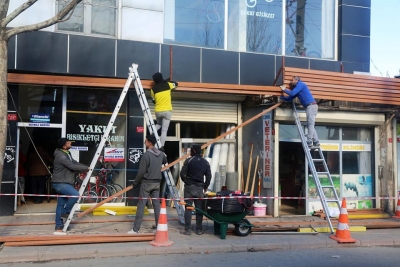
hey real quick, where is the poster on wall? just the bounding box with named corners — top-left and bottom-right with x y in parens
top-left (308, 175), bottom-right (340, 199)
top-left (104, 148), bottom-right (125, 162)
top-left (342, 174), bottom-right (373, 209)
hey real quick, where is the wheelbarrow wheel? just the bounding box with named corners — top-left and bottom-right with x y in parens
top-left (234, 218), bottom-right (251, 236)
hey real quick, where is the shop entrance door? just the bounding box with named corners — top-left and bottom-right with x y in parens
top-left (15, 126), bottom-right (62, 213)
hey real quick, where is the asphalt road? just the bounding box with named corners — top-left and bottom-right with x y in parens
top-left (4, 246), bottom-right (399, 267)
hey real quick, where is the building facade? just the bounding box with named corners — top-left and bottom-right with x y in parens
top-left (3, 0), bottom-right (394, 218)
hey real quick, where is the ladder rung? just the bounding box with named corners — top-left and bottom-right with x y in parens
top-left (316, 172), bottom-right (329, 175)
top-left (321, 185), bottom-right (334, 189)
top-left (312, 159), bottom-right (324, 162)
top-left (326, 199), bottom-right (340, 202)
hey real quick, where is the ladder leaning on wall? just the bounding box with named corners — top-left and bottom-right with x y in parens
top-left (62, 64), bottom-right (184, 232)
top-left (292, 101), bottom-right (340, 234)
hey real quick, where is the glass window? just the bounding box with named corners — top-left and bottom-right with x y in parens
top-left (228, 0), bottom-right (282, 53)
top-left (279, 124), bottom-right (301, 140)
top-left (342, 128), bottom-right (372, 141)
top-left (57, 0), bottom-right (117, 37)
top-left (342, 151), bottom-right (371, 174)
top-left (18, 85), bottom-right (63, 124)
top-left (315, 126), bottom-right (340, 140)
top-left (285, 0), bottom-right (335, 59)
top-left (66, 87), bottom-right (126, 186)
top-left (164, 0), bottom-right (225, 48)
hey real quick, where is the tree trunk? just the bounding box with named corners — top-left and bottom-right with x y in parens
top-left (0, 32), bottom-right (8, 193)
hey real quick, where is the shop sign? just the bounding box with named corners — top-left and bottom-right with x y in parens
top-left (136, 126), bottom-right (144, 133)
top-left (4, 146), bottom-right (15, 163)
top-left (7, 114), bottom-right (17, 121)
top-left (30, 114), bottom-right (50, 123)
top-left (320, 143), bottom-right (339, 151)
top-left (28, 123), bottom-right (50, 127)
top-left (70, 146), bottom-right (89, 151)
top-left (262, 112), bottom-right (273, 189)
top-left (128, 148), bottom-right (143, 164)
top-left (104, 147), bottom-right (124, 162)
top-left (342, 144), bottom-right (371, 152)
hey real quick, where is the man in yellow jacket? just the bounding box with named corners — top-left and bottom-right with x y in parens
top-left (151, 72), bottom-right (178, 151)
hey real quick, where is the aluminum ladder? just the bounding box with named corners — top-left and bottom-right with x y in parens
top-left (63, 64), bottom-right (184, 232)
top-left (292, 101), bottom-right (340, 233)
top-left (130, 64), bottom-right (185, 225)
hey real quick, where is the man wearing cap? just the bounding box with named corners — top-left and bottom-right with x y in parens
top-left (52, 138), bottom-right (89, 234)
top-left (180, 144), bottom-right (211, 235)
top-left (128, 134), bottom-right (167, 234)
top-left (151, 72), bottom-right (178, 151)
top-left (280, 76), bottom-right (320, 148)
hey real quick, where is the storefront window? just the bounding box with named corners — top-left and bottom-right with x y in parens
top-left (164, 0), bottom-right (225, 48)
top-left (342, 127), bottom-right (372, 141)
top-left (279, 124), bottom-right (301, 140)
top-left (18, 84), bottom-right (63, 124)
top-left (285, 0), bottom-right (335, 59)
top-left (66, 87), bottom-right (126, 186)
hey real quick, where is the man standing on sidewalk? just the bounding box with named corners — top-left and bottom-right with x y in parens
top-left (128, 135), bottom-right (167, 234)
top-left (280, 76), bottom-right (320, 148)
top-left (180, 144), bottom-right (211, 235)
top-left (151, 72), bottom-right (178, 151)
top-left (52, 138), bottom-right (89, 234)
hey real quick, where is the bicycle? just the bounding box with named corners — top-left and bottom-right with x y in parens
top-left (74, 171), bottom-right (110, 204)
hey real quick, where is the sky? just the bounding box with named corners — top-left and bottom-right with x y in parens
top-left (370, 0), bottom-right (400, 78)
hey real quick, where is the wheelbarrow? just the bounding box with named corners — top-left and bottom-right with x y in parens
top-left (181, 201), bottom-right (253, 239)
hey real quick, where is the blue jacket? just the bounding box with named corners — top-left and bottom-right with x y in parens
top-left (280, 81), bottom-right (315, 108)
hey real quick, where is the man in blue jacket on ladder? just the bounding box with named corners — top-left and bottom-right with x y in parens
top-left (280, 76), bottom-right (320, 148)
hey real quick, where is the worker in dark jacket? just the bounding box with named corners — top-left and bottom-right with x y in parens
top-left (280, 76), bottom-right (320, 148)
top-left (128, 135), bottom-right (167, 234)
top-left (151, 72), bottom-right (178, 150)
top-left (52, 138), bottom-right (89, 234)
top-left (180, 144), bottom-right (211, 235)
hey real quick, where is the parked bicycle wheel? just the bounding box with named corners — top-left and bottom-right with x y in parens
top-left (111, 183), bottom-right (125, 203)
top-left (95, 184), bottom-right (110, 203)
top-left (80, 189), bottom-right (97, 204)
top-left (106, 185), bottom-right (118, 203)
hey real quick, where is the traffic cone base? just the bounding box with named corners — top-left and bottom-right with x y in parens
top-left (149, 198), bottom-right (174, 247)
top-left (329, 198), bottom-right (356, 243)
top-left (392, 198), bottom-right (400, 219)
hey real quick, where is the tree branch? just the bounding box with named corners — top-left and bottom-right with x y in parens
top-left (5, 0), bottom-right (83, 40)
top-left (1, 0), bottom-right (40, 28)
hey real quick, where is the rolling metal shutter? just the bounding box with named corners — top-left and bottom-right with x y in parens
top-left (148, 100), bottom-right (238, 123)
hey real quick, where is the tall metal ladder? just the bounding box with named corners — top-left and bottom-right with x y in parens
top-left (292, 101), bottom-right (340, 233)
top-left (130, 64), bottom-right (185, 225)
top-left (63, 64), bottom-right (184, 232)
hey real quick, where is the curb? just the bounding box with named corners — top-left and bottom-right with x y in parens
top-left (1, 238), bottom-right (400, 264)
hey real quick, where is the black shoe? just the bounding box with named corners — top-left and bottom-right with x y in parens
top-left (313, 141), bottom-right (320, 147)
top-left (180, 229), bottom-right (191, 235)
top-left (196, 229), bottom-right (204, 235)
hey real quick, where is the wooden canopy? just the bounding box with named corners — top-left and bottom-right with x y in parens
top-left (7, 68), bottom-right (400, 106)
top-left (282, 67), bottom-right (400, 106)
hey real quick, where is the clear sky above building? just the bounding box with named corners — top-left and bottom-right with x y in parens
top-left (370, 0), bottom-right (400, 77)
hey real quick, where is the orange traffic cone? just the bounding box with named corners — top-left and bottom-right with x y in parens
top-left (330, 198), bottom-right (356, 243)
top-left (149, 198), bottom-right (174, 247)
top-left (393, 196), bottom-right (400, 219)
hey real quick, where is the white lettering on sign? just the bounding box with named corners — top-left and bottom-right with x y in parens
top-left (78, 124), bottom-right (117, 134)
top-left (66, 134), bottom-right (125, 142)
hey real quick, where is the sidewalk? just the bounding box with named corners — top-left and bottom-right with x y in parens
top-left (1, 209), bottom-right (400, 264)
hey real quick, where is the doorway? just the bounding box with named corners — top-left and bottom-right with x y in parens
top-left (278, 142), bottom-right (306, 215)
top-left (16, 127), bottom-right (61, 214)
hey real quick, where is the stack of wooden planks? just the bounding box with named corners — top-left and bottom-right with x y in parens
top-left (0, 233), bottom-right (155, 247)
top-left (312, 208), bottom-right (389, 220)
